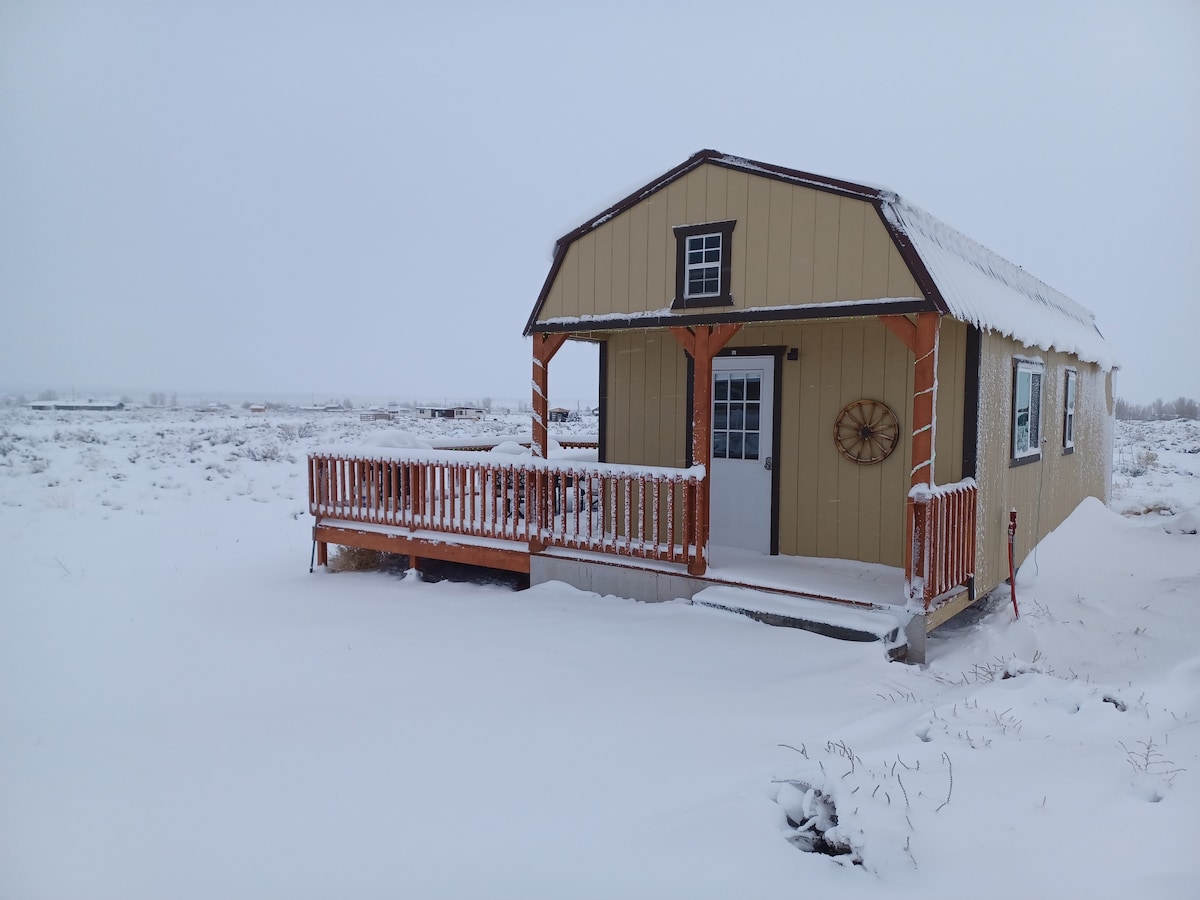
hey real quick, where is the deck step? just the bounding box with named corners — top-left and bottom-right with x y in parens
top-left (691, 585), bottom-right (905, 650)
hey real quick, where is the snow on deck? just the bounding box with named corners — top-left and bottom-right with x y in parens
top-left (705, 545), bottom-right (905, 607)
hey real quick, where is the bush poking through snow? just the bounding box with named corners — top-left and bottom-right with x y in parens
top-left (1121, 737), bottom-right (1185, 793)
top-left (774, 740), bottom-right (960, 873)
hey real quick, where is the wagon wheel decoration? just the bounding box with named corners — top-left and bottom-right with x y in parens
top-left (834, 399), bottom-right (900, 464)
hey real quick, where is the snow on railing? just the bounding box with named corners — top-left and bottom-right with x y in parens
top-left (308, 450), bottom-right (705, 566)
top-left (906, 478), bottom-right (978, 609)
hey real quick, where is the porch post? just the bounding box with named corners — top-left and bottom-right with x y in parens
top-left (531, 332), bottom-right (570, 458)
top-left (881, 312), bottom-right (941, 616)
top-left (530, 331), bottom-right (569, 556)
top-left (908, 312), bottom-right (940, 488)
top-left (880, 311), bottom-right (940, 485)
top-left (669, 323), bottom-right (741, 576)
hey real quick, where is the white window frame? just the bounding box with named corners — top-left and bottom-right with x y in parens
top-left (1063, 367), bottom-right (1077, 452)
top-left (684, 232), bottom-right (722, 300)
top-left (1012, 358), bottom-right (1044, 462)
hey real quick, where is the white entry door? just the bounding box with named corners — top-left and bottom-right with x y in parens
top-left (709, 355), bottom-right (774, 554)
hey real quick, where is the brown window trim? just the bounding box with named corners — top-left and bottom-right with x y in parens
top-left (672, 220), bottom-right (736, 309)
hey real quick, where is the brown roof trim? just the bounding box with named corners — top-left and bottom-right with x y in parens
top-left (870, 199), bottom-right (950, 314)
top-left (525, 150), bottom-right (899, 336)
top-left (530, 298), bottom-right (935, 334)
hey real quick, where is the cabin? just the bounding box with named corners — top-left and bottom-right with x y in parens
top-left (548, 407), bottom-right (571, 423)
top-left (415, 406), bottom-right (456, 419)
top-left (309, 150), bottom-right (1115, 662)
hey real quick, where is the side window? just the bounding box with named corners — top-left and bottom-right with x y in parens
top-left (672, 220), bottom-right (735, 309)
top-left (1012, 359), bottom-right (1044, 463)
top-left (1063, 368), bottom-right (1077, 453)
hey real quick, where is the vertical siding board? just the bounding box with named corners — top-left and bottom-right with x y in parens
top-left (766, 181), bottom-right (793, 307)
top-left (666, 179), bottom-right (688, 239)
top-left (794, 325), bottom-right (822, 556)
top-left (627, 332), bottom-right (648, 463)
top-left (592, 225), bottom-right (613, 316)
top-left (725, 171), bottom-right (750, 307)
top-left (813, 192), bottom-right (840, 303)
top-left (789, 188), bottom-right (817, 305)
top-left (685, 166), bottom-right (708, 224)
top-left (815, 324), bottom-right (842, 559)
top-left (645, 195), bottom-right (668, 308)
top-left (744, 176), bottom-right (771, 307)
top-left (608, 213), bottom-right (631, 315)
top-left (858, 320), bottom-right (887, 563)
top-left (835, 198), bottom-right (865, 301)
top-left (705, 164), bottom-right (729, 221)
top-left (575, 238), bottom-right (596, 318)
top-left (836, 322), bottom-right (865, 559)
top-left (627, 202), bottom-right (650, 315)
top-left (861, 211), bottom-right (892, 299)
top-left (557, 249), bottom-right (580, 319)
top-left (879, 326), bottom-right (912, 568)
top-left (887, 243), bottom-right (921, 298)
top-left (657, 336), bottom-right (683, 468)
top-left (610, 332), bottom-right (631, 465)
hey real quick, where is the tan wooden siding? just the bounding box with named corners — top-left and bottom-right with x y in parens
top-left (934, 317), bottom-right (967, 488)
top-left (971, 334), bottom-right (1114, 593)
top-left (604, 330), bottom-right (688, 469)
top-left (534, 163), bottom-right (923, 324)
top-left (600, 317), bottom-right (969, 568)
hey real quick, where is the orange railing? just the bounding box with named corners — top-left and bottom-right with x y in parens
top-left (308, 450), bottom-right (704, 567)
top-left (906, 479), bottom-right (978, 609)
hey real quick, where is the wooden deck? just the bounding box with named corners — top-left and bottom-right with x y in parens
top-left (309, 446), bottom-right (977, 628)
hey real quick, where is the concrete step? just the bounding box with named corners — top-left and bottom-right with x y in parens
top-left (691, 584), bottom-right (907, 656)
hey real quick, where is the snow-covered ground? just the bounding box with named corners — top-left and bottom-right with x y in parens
top-left (1, 409), bottom-right (1197, 899)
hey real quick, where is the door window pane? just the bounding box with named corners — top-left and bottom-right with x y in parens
top-left (713, 432), bottom-right (727, 458)
top-left (714, 403), bottom-right (728, 430)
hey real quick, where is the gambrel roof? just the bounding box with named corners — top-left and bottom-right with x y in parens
top-left (526, 150), bottom-right (1116, 370)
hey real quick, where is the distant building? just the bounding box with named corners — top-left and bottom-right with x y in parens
top-left (29, 400), bottom-right (125, 411)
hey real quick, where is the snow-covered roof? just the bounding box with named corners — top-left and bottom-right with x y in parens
top-left (878, 196), bottom-right (1116, 370)
top-left (527, 150), bottom-right (1116, 370)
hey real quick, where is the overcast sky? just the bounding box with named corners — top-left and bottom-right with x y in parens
top-left (2, 0), bottom-right (1197, 407)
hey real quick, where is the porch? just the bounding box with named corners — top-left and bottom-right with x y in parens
top-left (308, 447), bottom-right (977, 658)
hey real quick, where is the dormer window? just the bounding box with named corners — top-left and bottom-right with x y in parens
top-left (673, 220), bottom-right (735, 309)
top-left (686, 233), bottom-right (722, 297)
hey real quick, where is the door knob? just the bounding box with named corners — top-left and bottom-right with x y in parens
top-left (764, 456), bottom-right (772, 470)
